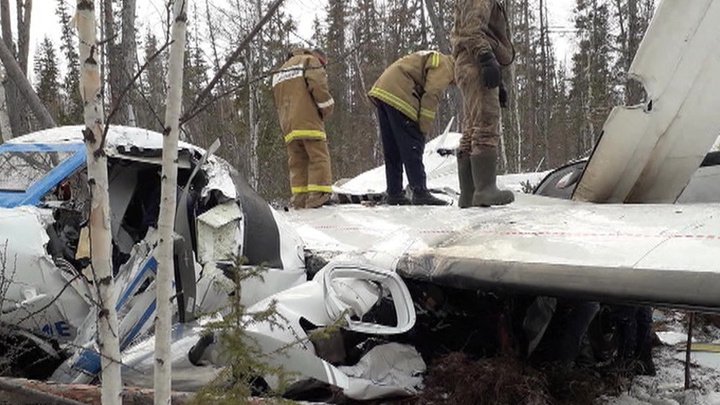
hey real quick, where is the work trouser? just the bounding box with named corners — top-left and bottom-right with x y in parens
top-left (455, 50), bottom-right (501, 158)
top-left (286, 138), bottom-right (333, 209)
top-left (611, 305), bottom-right (654, 359)
top-left (375, 101), bottom-right (427, 196)
top-left (534, 300), bottom-right (600, 365)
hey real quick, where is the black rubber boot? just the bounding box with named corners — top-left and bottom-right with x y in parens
top-left (385, 193), bottom-right (411, 205)
top-left (411, 188), bottom-right (448, 206)
top-left (470, 148), bottom-right (514, 207)
top-left (457, 155), bottom-right (474, 209)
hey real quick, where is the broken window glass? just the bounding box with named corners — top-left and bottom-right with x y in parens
top-left (0, 151), bottom-right (73, 192)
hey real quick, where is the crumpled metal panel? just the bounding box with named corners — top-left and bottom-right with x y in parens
top-left (196, 201), bottom-right (243, 264)
top-left (574, 0), bottom-right (720, 203)
top-left (188, 262), bottom-right (417, 400)
top-left (121, 319), bottom-right (225, 391)
top-left (338, 343), bottom-right (425, 399)
top-left (0, 207), bottom-right (89, 341)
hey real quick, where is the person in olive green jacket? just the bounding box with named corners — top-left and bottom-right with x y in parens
top-left (272, 48), bottom-right (335, 209)
top-left (369, 51), bottom-right (455, 206)
top-left (452, 0), bottom-right (515, 207)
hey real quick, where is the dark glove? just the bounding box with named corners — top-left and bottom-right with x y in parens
top-left (499, 83), bottom-right (508, 108)
top-left (478, 52), bottom-right (502, 89)
top-left (437, 148), bottom-right (457, 157)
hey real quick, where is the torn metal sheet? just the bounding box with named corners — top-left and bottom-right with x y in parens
top-left (195, 263), bottom-right (235, 313)
top-left (196, 201), bottom-right (243, 264)
top-left (121, 319), bottom-right (225, 391)
top-left (0, 207), bottom-right (88, 341)
top-left (677, 166), bottom-right (720, 204)
top-left (338, 343), bottom-right (426, 399)
top-left (201, 156), bottom-right (238, 200)
top-left (236, 266), bottom-right (306, 307)
top-left (187, 262), bottom-right (417, 400)
top-left (244, 263), bottom-right (414, 343)
top-left (573, 0), bottom-right (720, 203)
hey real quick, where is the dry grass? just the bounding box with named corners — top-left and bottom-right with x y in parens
top-left (416, 353), bottom-right (632, 405)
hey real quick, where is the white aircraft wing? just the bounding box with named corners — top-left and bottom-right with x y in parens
top-left (573, 0), bottom-right (720, 203)
top-left (283, 195), bottom-right (720, 311)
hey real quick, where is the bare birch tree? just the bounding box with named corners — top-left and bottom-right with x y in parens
top-left (155, 0), bottom-right (188, 403)
top-left (76, 1), bottom-right (122, 404)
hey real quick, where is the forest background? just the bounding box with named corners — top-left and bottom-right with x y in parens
top-left (2, 0), bottom-right (656, 203)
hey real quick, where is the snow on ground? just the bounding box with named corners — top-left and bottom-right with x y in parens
top-left (334, 131), bottom-right (550, 197)
top-left (603, 310), bottom-right (720, 405)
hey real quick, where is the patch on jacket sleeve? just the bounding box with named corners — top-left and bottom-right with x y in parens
top-left (272, 63), bottom-right (305, 88)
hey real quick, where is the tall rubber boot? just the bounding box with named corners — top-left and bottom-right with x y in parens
top-left (457, 155), bottom-right (474, 208)
top-left (470, 148), bottom-right (514, 207)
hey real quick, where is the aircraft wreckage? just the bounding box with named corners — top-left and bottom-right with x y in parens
top-left (2, 0), bottom-right (720, 401)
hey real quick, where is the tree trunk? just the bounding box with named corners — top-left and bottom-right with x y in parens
top-left (103, 0), bottom-right (122, 123)
top-left (121, 0), bottom-right (137, 124)
top-left (0, 0), bottom-right (26, 136)
top-left (246, 52), bottom-right (260, 190)
top-left (247, 0), bottom-right (263, 190)
top-left (15, 0), bottom-right (30, 75)
top-left (76, 1), bottom-right (121, 405)
top-left (539, 0), bottom-right (550, 168)
top-left (154, 0), bottom-right (188, 403)
top-left (0, 37), bottom-right (56, 129)
top-left (422, 0), bottom-right (450, 54)
top-left (626, 0), bottom-right (643, 104)
top-left (499, 112), bottom-right (509, 173)
top-left (205, 0), bottom-right (222, 76)
top-left (0, 66), bottom-right (12, 141)
top-left (15, 0), bottom-right (30, 133)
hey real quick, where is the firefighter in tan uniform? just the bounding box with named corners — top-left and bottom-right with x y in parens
top-left (452, 0), bottom-right (515, 207)
top-left (272, 49), bottom-right (334, 209)
top-left (369, 51), bottom-right (455, 206)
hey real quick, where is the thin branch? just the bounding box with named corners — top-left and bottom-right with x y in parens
top-left (685, 312), bottom-right (694, 390)
top-left (183, 0), bottom-right (285, 121)
top-left (15, 274), bottom-right (81, 325)
top-left (181, 38), bottom-right (368, 125)
top-left (0, 321), bottom-right (143, 374)
top-left (100, 38), bottom-right (172, 150)
top-left (135, 85), bottom-right (166, 129)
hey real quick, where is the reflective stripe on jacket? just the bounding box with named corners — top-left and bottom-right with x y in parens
top-left (272, 49), bottom-right (334, 144)
top-left (368, 51), bottom-right (454, 135)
